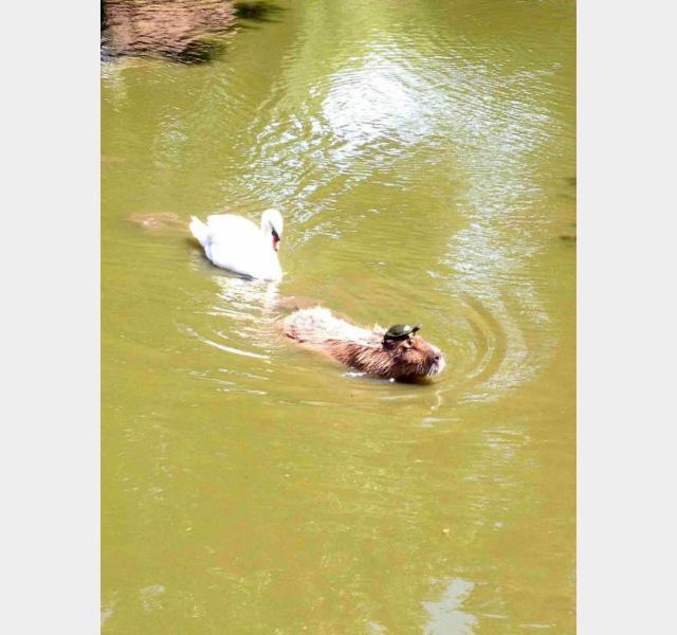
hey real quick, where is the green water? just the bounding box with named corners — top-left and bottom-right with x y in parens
top-left (102, 0), bottom-right (575, 632)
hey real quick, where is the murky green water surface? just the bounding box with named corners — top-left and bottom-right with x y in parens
top-left (102, 0), bottom-right (575, 632)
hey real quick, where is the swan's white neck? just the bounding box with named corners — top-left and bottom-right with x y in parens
top-left (260, 209), bottom-right (283, 251)
top-left (260, 217), bottom-right (270, 234)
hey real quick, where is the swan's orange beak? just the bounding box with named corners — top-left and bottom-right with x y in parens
top-left (273, 235), bottom-right (280, 251)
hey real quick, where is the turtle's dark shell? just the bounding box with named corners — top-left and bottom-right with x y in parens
top-left (384, 323), bottom-right (421, 341)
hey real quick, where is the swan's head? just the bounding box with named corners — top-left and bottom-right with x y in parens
top-left (261, 208), bottom-right (284, 252)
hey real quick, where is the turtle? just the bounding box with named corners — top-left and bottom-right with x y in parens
top-left (383, 323), bottom-right (421, 343)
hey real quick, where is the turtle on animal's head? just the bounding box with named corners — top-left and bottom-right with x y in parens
top-left (383, 323), bottom-right (421, 344)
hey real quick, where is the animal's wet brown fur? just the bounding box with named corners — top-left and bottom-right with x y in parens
top-left (280, 307), bottom-right (445, 381)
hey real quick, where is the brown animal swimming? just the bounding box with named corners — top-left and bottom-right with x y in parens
top-left (280, 307), bottom-right (445, 381)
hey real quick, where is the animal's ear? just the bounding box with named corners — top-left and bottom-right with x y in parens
top-left (391, 340), bottom-right (409, 358)
top-left (400, 337), bottom-right (414, 349)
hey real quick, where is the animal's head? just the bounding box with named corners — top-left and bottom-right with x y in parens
top-left (261, 208), bottom-right (284, 251)
top-left (380, 324), bottom-right (445, 380)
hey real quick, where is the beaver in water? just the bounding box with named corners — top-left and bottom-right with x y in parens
top-left (279, 307), bottom-right (445, 381)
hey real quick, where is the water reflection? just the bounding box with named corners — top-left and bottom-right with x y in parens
top-left (209, 270), bottom-right (281, 317)
top-left (423, 578), bottom-right (478, 635)
top-left (321, 48), bottom-right (437, 156)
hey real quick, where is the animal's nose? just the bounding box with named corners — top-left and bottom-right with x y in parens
top-left (434, 354), bottom-right (441, 362)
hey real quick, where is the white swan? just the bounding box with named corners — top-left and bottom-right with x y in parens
top-left (190, 209), bottom-right (284, 281)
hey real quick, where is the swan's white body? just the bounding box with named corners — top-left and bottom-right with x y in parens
top-left (190, 209), bottom-right (283, 281)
